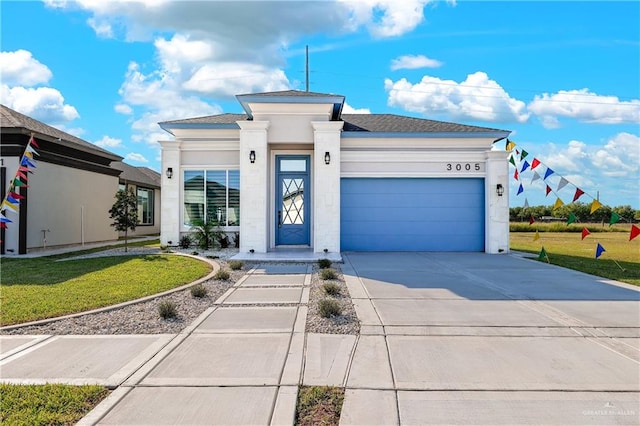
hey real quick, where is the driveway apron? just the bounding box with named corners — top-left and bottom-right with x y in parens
top-left (340, 252), bottom-right (640, 426)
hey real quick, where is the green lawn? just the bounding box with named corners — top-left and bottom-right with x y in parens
top-left (510, 231), bottom-right (640, 286)
top-left (0, 384), bottom-right (108, 425)
top-left (0, 254), bottom-right (211, 326)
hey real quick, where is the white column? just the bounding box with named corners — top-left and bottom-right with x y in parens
top-left (312, 121), bottom-right (344, 254)
top-left (237, 120), bottom-right (270, 253)
top-left (485, 150), bottom-right (510, 254)
top-left (159, 140), bottom-right (181, 246)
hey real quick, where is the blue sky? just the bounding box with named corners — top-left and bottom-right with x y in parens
top-left (1, 1), bottom-right (638, 208)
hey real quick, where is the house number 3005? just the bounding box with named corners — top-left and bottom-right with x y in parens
top-left (446, 163), bottom-right (480, 171)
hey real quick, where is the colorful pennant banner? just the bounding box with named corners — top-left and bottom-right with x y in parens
top-left (0, 135), bottom-right (39, 225)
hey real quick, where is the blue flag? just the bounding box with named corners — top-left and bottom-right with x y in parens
top-left (520, 160), bottom-right (530, 173)
top-left (544, 167), bottom-right (554, 180)
top-left (517, 183), bottom-right (524, 195)
top-left (595, 243), bottom-right (606, 259)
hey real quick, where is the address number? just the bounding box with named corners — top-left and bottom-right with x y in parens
top-left (446, 163), bottom-right (480, 171)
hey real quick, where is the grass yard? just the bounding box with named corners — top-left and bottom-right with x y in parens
top-left (510, 230), bottom-right (640, 286)
top-left (0, 384), bottom-right (108, 425)
top-left (0, 254), bottom-right (211, 326)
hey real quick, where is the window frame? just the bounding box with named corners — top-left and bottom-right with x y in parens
top-left (182, 169), bottom-right (240, 229)
top-left (136, 186), bottom-right (154, 226)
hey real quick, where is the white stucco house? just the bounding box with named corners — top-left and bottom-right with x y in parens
top-left (158, 90), bottom-right (511, 256)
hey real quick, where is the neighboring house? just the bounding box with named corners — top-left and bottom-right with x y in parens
top-left (111, 161), bottom-right (161, 237)
top-left (158, 90), bottom-right (511, 254)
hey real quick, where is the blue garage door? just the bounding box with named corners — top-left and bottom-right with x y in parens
top-left (341, 178), bottom-right (485, 251)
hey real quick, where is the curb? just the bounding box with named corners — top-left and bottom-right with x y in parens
top-left (0, 253), bottom-right (220, 332)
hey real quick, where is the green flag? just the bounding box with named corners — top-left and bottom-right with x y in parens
top-left (538, 247), bottom-right (549, 263)
top-left (509, 155), bottom-right (516, 166)
top-left (567, 212), bottom-right (576, 225)
top-left (609, 212), bottom-right (620, 226)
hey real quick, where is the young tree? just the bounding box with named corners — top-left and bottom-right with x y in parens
top-left (109, 188), bottom-right (138, 252)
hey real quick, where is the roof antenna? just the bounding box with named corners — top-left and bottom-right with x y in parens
top-left (305, 45), bottom-right (309, 92)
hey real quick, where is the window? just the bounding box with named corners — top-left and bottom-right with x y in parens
top-left (137, 187), bottom-right (154, 225)
top-left (184, 170), bottom-right (240, 226)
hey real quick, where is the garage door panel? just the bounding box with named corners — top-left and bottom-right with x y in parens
top-left (340, 178), bottom-right (484, 252)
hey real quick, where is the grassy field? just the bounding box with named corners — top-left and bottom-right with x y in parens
top-left (0, 384), bottom-right (108, 425)
top-left (510, 229), bottom-right (640, 286)
top-left (0, 254), bottom-right (212, 326)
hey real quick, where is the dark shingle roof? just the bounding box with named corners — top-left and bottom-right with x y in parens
top-left (111, 162), bottom-right (160, 188)
top-left (0, 104), bottom-right (122, 160)
top-left (341, 114), bottom-right (508, 133)
top-left (160, 113), bottom-right (248, 125)
top-left (236, 90), bottom-right (342, 98)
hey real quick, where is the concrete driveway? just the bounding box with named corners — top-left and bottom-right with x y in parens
top-left (341, 252), bottom-right (640, 425)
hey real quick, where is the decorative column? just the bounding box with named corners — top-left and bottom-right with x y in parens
top-left (312, 121), bottom-right (344, 254)
top-left (159, 140), bottom-right (181, 246)
top-left (237, 120), bottom-right (270, 253)
top-left (485, 150), bottom-right (510, 254)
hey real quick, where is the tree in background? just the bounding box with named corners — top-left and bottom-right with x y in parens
top-left (109, 188), bottom-right (138, 252)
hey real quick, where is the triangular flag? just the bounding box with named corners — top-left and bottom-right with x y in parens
top-left (531, 171), bottom-right (541, 183)
top-left (557, 177), bottom-right (569, 191)
top-left (553, 197), bottom-right (564, 211)
top-left (1, 200), bottom-right (18, 213)
top-left (24, 150), bottom-right (34, 159)
top-left (0, 215), bottom-right (12, 223)
top-left (514, 169), bottom-right (519, 180)
top-left (509, 155), bottom-right (516, 166)
top-left (16, 171), bottom-right (28, 181)
top-left (533, 230), bottom-right (540, 241)
top-left (18, 166), bottom-right (32, 174)
top-left (630, 224), bottom-right (640, 241)
top-left (590, 199), bottom-right (602, 214)
top-left (6, 195), bottom-right (19, 205)
top-left (544, 167), bottom-right (554, 180)
top-left (13, 178), bottom-right (27, 187)
top-left (545, 185), bottom-right (552, 196)
top-left (21, 157), bottom-right (36, 168)
top-left (567, 213), bottom-right (576, 225)
top-left (521, 149), bottom-right (529, 160)
top-left (609, 212), bottom-right (620, 226)
top-left (0, 222), bottom-right (7, 229)
top-left (529, 215), bottom-right (535, 225)
top-left (25, 145), bottom-right (39, 156)
top-left (595, 243), bottom-right (606, 259)
top-left (523, 198), bottom-right (530, 209)
top-left (520, 160), bottom-right (530, 173)
top-left (573, 188), bottom-right (585, 202)
top-left (506, 140), bottom-right (516, 151)
top-left (538, 247), bottom-right (549, 262)
top-left (517, 183), bottom-right (524, 195)
top-left (28, 135), bottom-right (40, 149)
top-left (531, 158), bottom-right (541, 169)
top-left (9, 192), bottom-right (24, 200)
top-left (581, 227), bottom-right (591, 240)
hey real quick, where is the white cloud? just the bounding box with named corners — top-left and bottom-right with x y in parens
top-left (343, 102), bottom-right (371, 114)
top-left (125, 152), bottom-right (148, 163)
top-left (343, 0), bottom-right (430, 37)
top-left (155, 34), bottom-right (213, 74)
top-left (0, 50), bottom-right (52, 86)
top-left (385, 71), bottom-right (529, 123)
top-left (1, 85), bottom-right (79, 124)
top-left (87, 17), bottom-right (113, 38)
top-left (183, 63), bottom-right (289, 97)
top-left (390, 54), bottom-right (443, 70)
top-left (114, 103), bottom-right (133, 115)
top-left (528, 89), bottom-right (640, 127)
top-left (94, 135), bottom-right (123, 148)
top-left (592, 132), bottom-right (640, 177)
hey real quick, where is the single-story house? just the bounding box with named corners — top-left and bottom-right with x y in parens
top-left (158, 90), bottom-right (511, 255)
top-left (0, 105), bottom-right (160, 254)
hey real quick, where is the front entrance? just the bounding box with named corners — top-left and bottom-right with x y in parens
top-left (276, 155), bottom-right (310, 246)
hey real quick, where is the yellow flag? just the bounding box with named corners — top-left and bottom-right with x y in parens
top-left (533, 230), bottom-right (540, 241)
top-left (590, 199), bottom-right (602, 214)
top-left (1, 200), bottom-right (18, 213)
top-left (552, 197), bottom-right (564, 211)
top-left (506, 141), bottom-right (516, 151)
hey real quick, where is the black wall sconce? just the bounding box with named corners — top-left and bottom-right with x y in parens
top-left (324, 151), bottom-right (330, 165)
top-left (249, 150), bottom-right (256, 163)
top-left (166, 167), bottom-right (173, 179)
top-left (496, 183), bottom-right (504, 196)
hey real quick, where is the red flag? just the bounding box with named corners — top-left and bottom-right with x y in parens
top-left (630, 224), bottom-right (640, 242)
top-left (28, 135), bottom-right (40, 149)
top-left (531, 158), bottom-right (541, 169)
top-left (9, 192), bottom-right (24, 200)
top-left (529, 215), bottom-right (535, 225)
top-left (545, 185), bottom-right (552, 196)
top-left (581, 227), bottom-right (591, 240)
top-left (572, 188), bottom-right (585, 202)
top-left (16, 171), bottom-right (28, 180)
top-left (514, 169), bottom-right (519, 180)
top-left (0, 222), bottom-right (7, 229)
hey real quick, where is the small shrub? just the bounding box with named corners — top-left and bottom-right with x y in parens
top-left (318, 258), bottom-right (332, 268)
top-left (191, 251), bottom-right (199, 256)
top-left (319, 268), bottom-right (338, 280)
top-left (228, 260), bottom-right (243, 270)
top-left (318, 299), bottom-right (342, 318)
top-left (323, 282), bottom-right (341, 296)
top-left (179, 235), bottom-right (191, 249)
top-left (214, 269), bottom-right (230, 280)
top-left (190, 284), bottom-right (207, 298)
top-left (206, 255), bottom-right (220, 259)
top-left (158, 301), bottom-right (177, 319)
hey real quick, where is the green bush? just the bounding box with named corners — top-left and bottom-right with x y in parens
top-left (318, 299), bottom-right (342, 318)
top-left (323, 282), bottom-right (341, 296)
top-left (179, 235), bottom-right (191, 248)
top-left (318, 258), bottom-right (332, 268)
top-left (214, 269), bottom-right (230, 280)
top-left (228, 260), bottom-right (244, 270)
top-left (190, 219), bottom-right (223, 250)
top-left (319, 268), bottom-right (338, 280)
top-left (190, 284), bottom-right (207, 298)
top-left (158, 301), bottom-right (177, 319)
